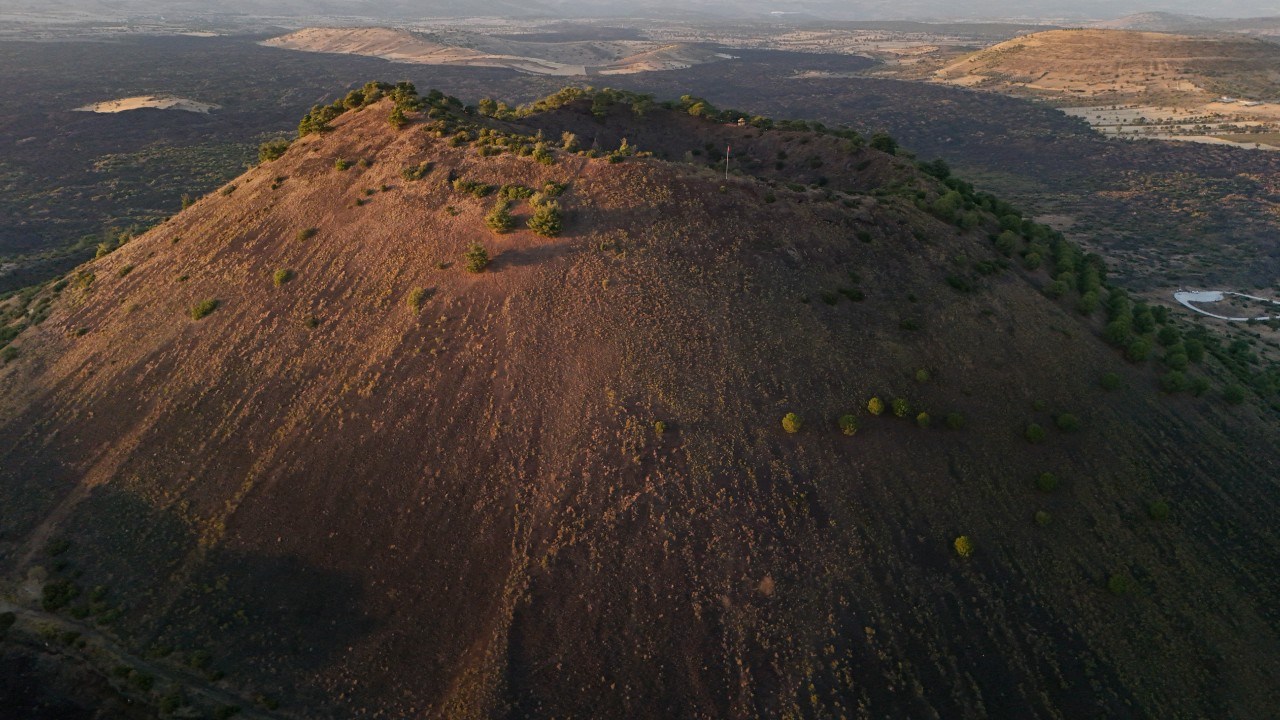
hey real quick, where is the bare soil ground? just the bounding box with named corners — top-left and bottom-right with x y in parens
top-left (73, 95), bottom-right (219, 114)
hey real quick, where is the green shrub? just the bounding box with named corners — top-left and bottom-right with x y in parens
top-left (1025, 423), bottom-right (1047, 443)
top-left (334, 158), bottom-right (351, 171)
top-left (870, 132), bottom-right (899, 155)
top-left (1126, 338), bottom-right (1152, 363)
top-left (464, 244), bottom-right (490, 273)
top-left (1076, 291), bottom-right (1099, 316)
top-left (272, 269), bottom-right (293, 287)
top-left (891, 398), bottom-right (910, 418)
top-left (994, 230), bottom-right (1019, 256)
top-left (258, 139), bottom-right (290, 163)
top-left (297, 227), bottom-right (317, 242)
top-left (1165, 352), bottom-right (1188, 371)
top-left (158, 693), bottom-right (182, 713)
top-left (781, 412), bottom-right (803, 433)
top-left (915, 412), bottom-right (931, 428)
top-left (304, 316), bottom-right (320, 329)
top-left (953, 535), bottom-right (973, 558)
top-left (1034, 510), bottom-right (1052, 527)
top-left (1100, 372), bottom-right (1121, 391)
top-left (532, 143), bottom-right (556, 165)
top-left (1107, 573), bottom-right (1133, 596)
top-left (1043, 280), bottom-right (1069, 298)
top-left (406, 287), bottom-right (432, 312)
top-left (1184, 339), bottom-right (1205, 363)
top-left (527, 201), bottom-right (563, 238)
top-left (1157, 326), bottom-right (1181, 346)
top-left (945, 412), bottom-right (965, 430)
top-left (1159, 371), bottom-right (1189, 393)
top-left (838, 414), bottom-right (859, 436)
top-left (452, 178), bottom-right (493, 197)
top-left (499, 184), bottom-right (534, 201)
top-left (867, 397), bottom-right (884, 416)
top-left (1190, 376), bottom-right (1211, 396)
top-left (401, 161), bottom-right (433, 181)
top-left (1223, 384), bottom-right (1246, 404)
top-left (485, 202), bottom-right (515, 233)
top-left (190, 299), bottom-right (220, 320)
top-left (1148, 499), bottom-right (1171, 521)
top-left (1055, 413), bottom-right (1080, 432)
top-left (42, 579), bottom-right (80, 612)
top-left (388, 106), bottom-right (408, 129)
top-left (542, 181), bottom-right (567, 198)
top-left (654, 421), bottom-right (666, 435)
top-left (132, 672), bottom-right (155, 692)
top-left (187, 650), bottom-right (212, 670)
top-left (914, 368), bottom-right (930, 383)
top-left (1035, 472), bottom-right (1059, 492)
top-left (1103, 319), bottom-right (1132, 346)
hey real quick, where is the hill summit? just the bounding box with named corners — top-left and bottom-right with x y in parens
top-left (0, 83), bottom-right (1277, 718)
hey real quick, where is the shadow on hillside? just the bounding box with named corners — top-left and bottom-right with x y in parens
top-left (492, 240), bottom-right (574, 271)
top-left (16, 484), bottom-right (377, 705)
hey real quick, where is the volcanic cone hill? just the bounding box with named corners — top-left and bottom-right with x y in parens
top-left (0, 85), bottom-right (1277, 719)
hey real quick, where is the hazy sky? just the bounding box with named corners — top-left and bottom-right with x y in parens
top-left (12, 0), bottom-right (1280, 20)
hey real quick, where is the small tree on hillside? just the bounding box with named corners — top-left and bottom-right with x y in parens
top-left (838, 414), bottom-right (859, 436)
top-left (1025, 423), bottom-right (1047, 443)
top-left (388, 106), bottom-right (408, 129)
top-left (464, 244), bottom-right (490, 273)
top-left (527, 201), bottom-right (563, 238)
top-left (258, 139), bottom-right (291, 163)
top-left (892, 398), bottom-right (910, 418)
top-left (485, 202), bottom-right (515, 233)
top-left (870, 132), bottom-right (898, 155)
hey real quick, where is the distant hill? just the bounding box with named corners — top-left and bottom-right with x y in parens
top-left (934, 29), bottom-right (1280, 103)
top-left (0, 85), bottom-right (1277, 718)
top-left (1091, 11), bottom-right (1215, 31)
top-left (1092, 11), bottom-right (1280, 35)
top-left (262, 27), bottom-right (729, 76)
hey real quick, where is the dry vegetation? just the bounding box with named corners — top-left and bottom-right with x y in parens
top-left (0, 87), bottom-right (1277, 719)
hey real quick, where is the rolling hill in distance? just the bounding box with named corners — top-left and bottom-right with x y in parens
top-left (931, 29), bottom-right (1280, 104)
top-left (1, 84), bottom-right (1278, 718)
top-left (262, 27), bottom-right (730, 76)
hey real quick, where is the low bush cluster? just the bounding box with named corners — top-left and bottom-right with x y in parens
top-left (464, 244), bottom-right (490, 273)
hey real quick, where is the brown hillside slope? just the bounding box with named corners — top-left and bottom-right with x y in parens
top-left (935, 29), bottom-right (1280, 103)
top-left (0, 95), bottom-right (1278, 719)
